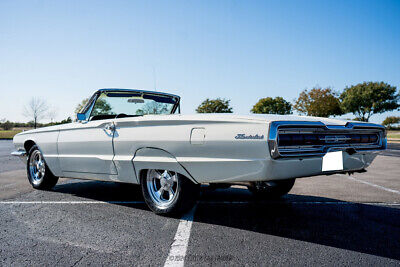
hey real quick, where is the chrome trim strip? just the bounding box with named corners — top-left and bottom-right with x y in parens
top-left (268, 121), bottom-right (387, 159)
top-left (80, 89), bottom-right (181, 120)
top-left (97, 88), bottom-right (180, 99)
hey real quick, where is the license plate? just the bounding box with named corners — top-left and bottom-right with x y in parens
top-left (322, 151), bottom-right (343, 172)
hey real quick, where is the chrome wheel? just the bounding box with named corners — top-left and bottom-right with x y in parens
top-left (29, 150), bottom-right (45, 185)
top-left (146, 170), bottom-right (179, 207)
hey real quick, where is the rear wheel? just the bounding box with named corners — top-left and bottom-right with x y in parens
top-left (27, 145), bottom-right (59, 190)
top-left (141, 169), bottom-right (199, 215)
top-left (248, 179), bottom-right (296, 199)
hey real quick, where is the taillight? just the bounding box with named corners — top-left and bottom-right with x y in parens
top-left (351, 135), bottom-right (361, 143)
top-left (278, 134), bottom-right (291, 146)
top-left (369, 135), bottom-right (378, 143)
top-left (304, 134), bottom-right (318, 145)
top-left (278, 133), bottom-right (378, 146)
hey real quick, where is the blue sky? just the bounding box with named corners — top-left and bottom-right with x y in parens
top-left (1, 0), bottom-right (399, 123)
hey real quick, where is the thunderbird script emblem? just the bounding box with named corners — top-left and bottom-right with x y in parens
top-left (235, 134), bottom-right (264, 140)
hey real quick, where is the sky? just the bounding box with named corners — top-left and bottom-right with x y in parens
top-left (1, 0), bottom-right (399, 123)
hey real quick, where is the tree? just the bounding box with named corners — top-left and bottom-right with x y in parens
top-left (1, 121), bottom-right (14, 130)
top-left (136, 102), bottom-right (170, 115)
top-left (23, 97), bottom-right (49, 129)
top-left (382, 116), bottom-right (400, 128)
top-left (293, 87), bottom-right (343, 117)
top-left (196, 98), bottom-right (233, 113)
top-left (61, 117), bottom-right (72, 124)
top-left (251, 97), bottom-right (292, 115)
top-left (340, 82), bottom-right (400, 122)
top-left (75, 98), bottom-right (113, 116)
top-left (75, 98), bottom-right (89, 114)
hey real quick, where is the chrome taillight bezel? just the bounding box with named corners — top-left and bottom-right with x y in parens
top-left (267, 121), bottom-right (386, 159)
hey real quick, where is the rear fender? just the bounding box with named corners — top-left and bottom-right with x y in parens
top-left (133, 148), bottom-right (198, 184)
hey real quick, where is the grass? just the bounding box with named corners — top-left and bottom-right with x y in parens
top-left (387, 131), bottom-right (400, 140)
top-left (0, 130), bottom-right (23, 139)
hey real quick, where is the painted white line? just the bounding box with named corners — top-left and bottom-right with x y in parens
top-left (0, 201), bottom-right (144, 204)
top-left (0, 200), bottom-right (399, 206)
top-left (337, 174), bottom-right (400, 195)
top-left (379, 153), bottom-right (400, 157)
top-left (164, 205), bottom-right (197, 267)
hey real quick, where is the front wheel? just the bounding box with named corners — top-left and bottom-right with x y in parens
top-left (141, 169), bottom-right (199, 215)
top-left (248, 179), bottom-right (296, 199)
top-left (27, 145), bottom-right (59, 190)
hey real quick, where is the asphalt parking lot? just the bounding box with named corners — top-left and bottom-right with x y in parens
top-left (0, 140), bottom-right (399, 266)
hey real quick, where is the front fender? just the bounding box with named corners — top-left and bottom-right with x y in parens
top-left (133, 148), bottom-right (198, 184)
top-left (12, 131), bottom-right (63, 177)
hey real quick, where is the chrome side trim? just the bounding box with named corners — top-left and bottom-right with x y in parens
top-left (268, 121), bottom-right (387, 159)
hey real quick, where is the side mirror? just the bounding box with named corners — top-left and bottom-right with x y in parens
top-left (76, 113), bottom-right (86, 121)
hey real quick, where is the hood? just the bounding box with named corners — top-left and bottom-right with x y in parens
top-left (15, 123), bottom-right (72, 136)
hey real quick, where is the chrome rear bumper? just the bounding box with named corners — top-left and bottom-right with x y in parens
top-left (261, 150), bottom-right (379, 181)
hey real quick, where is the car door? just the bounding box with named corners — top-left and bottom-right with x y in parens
top-left (57, 119), bottom-right (117, 175)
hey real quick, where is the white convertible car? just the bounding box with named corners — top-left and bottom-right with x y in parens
top-left (12, 89), bottom-right (387, 215)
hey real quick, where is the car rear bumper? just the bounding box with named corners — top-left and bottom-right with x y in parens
top-left (261, 150), bottom-right (379, 181)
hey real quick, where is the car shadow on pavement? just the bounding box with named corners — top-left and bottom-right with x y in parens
top-left (52, 180), bottom-right (400, 261)
top-left (53, 179), bottom-right (146, 204)
top-left (382, 143), bottom-right (400, 157)
top-left (197, 187), bottom-right (400, 261)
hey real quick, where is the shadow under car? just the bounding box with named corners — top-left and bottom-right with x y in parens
top-left (52, 180), bottom-right (400, 261)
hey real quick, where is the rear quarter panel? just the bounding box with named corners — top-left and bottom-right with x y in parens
top-left (114, 116), bottom-right (270, 183)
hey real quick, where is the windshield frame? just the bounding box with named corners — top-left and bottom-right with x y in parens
top-left (79, 89), bottom-right (180, 121)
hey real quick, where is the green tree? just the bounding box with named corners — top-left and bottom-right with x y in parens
top-left (196, 98), bottom-right (233, 113)
top-left (382, 116), bottom-right (400, 128)
top-left (251, 97), bottom-right (292, 115)
top-left (75, 98), bottom-right (113, 116)
top-left (75, 98), bottom-right (89, 114)
top-left (60, 117), bottom-right (72, 124)
top-left (136, 102), bottom-right (170, 115)
top-left (293, 87), bottom-right (343, 117)
top-left (1, 121), bottom-right (14, 130)
top-left (340, 82), bottom-right (400, 122)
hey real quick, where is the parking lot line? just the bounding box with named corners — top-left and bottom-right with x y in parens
top-left (0, 200), bottom-right (145, 204)
top-left (164, 205), bottom-right (197, 267)
top-left (337, 174), bottom-right (400, 195)
top-left (0, 200), bottom-right (399, 205)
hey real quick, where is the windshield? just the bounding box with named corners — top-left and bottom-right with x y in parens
top-left (89, 91), bottom-right (179, 120)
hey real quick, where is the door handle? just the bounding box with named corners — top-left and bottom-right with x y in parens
top-left (104, 123), bottom-right (115, 131)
